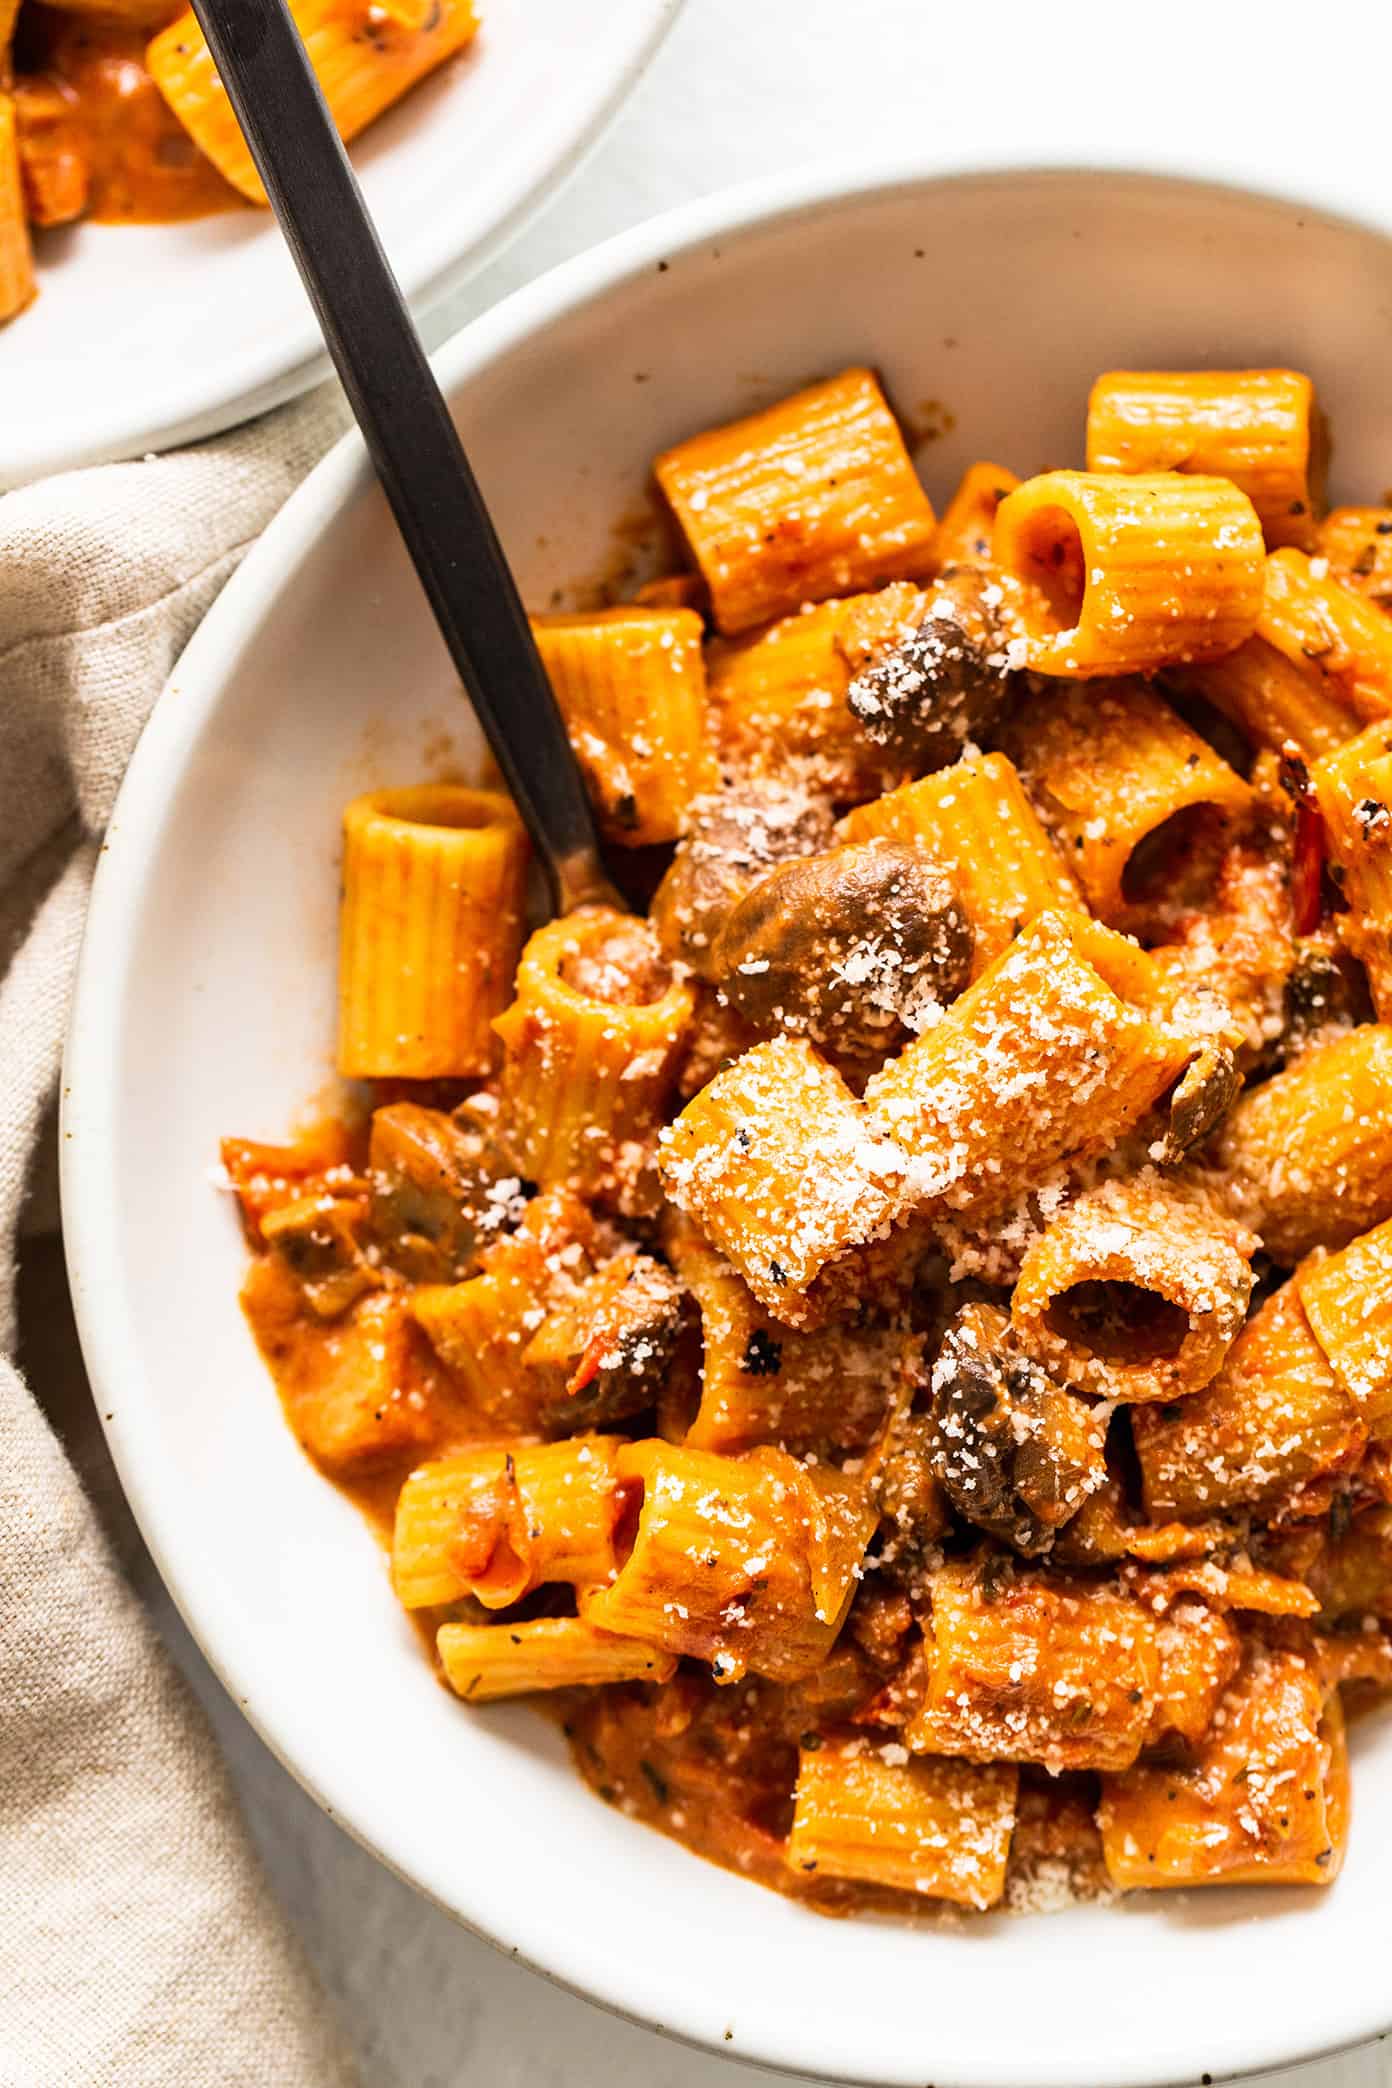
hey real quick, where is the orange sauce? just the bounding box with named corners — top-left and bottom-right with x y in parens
top-left (15, 7), bottom-right (246, 224)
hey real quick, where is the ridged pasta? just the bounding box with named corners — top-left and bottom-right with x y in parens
top-left (1319, 506), bottom-right (1392, 612)
top-left (1176, 634), bottom-right (1361, 760)
top-left (1011, 1175), bottom-right (1255, 1404)
top-left (837, 751), bottom-right (1079, 975)
top-left (337, 786), bottom-right (528, 1081)
top-left (1132, 1278), bottom-right (1365, 1520)
top-left (1099, 1651), bottom-right (1347, 1888)
top-left (654, 368), bottom-right (937, 635)
top-left (786, 1737), bottom-right (1017, 1907)
top-left (907, 1558), bottom-right (1159, 1773)
top-left (993, 469), bottom-right (1265, 676)
top-left (148, 0), bottom-right (480, 204)
top-left (1210, 1022), bottom-right (1392, 1263)
top-left (667, 1218), bottom-right (919, 1452)
top-left (530, 607), bottom-right (715, 845)
top-left (1297, 1216), bottom-right (1392, 1437)
top-left (1256, 547), bottom-right (1392, 726)
top-left (580, 1442), bottom-right (877, 1682)
top-left (1002, 679), bottom-right (1252, 925)
top-left (659, 1034), bottom-right (909, 1326)
top-left (392, 1437), bottom-right (625, 1609)
top-left (931, 460), bottom-right (1020, 571)
top-left (438, 1617), bottom-right (676, 1702)
top-left (494, 908), bottom-right (694, 1209)
top-left (0, 97), bottom-right (35, 326)
top-left (408, 1187), bottom-right (601, 1431)
top-left (861, 910), bottom-right (1193, 1223)
top-left (1312, 722), bottom-right (1392, 1018)
top-left (1085, 370), bottom-right (1324, 550)
top-left (707, 589), bottom-right (914, 803)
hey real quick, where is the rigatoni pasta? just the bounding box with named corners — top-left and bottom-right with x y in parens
top-left (226, 360), bottom-right (1392, 1923)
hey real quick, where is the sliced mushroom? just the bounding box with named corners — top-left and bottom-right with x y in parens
top-left (525, 1251), bottom-right (694, 1433)
top-left (650, 778), bottom-right (836, 980)
top-left (845, 566), bottom-right (1015, 770)
top-left (875, 1414), bottom-right (952, 1586)
top-left (1160, 1040), bottom-right (1241, 1162)
top-left (927, 1302), bottom-right (1108, 1555)
top-left (261, 1193), bottom-right (379, 1319)
top-left (711, 837), bottom-right (973, 1053)
top-left (367, 1099), bottom-right (529, 1282)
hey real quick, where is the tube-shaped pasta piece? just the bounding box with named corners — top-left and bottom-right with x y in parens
top-left (1098, 1651), bottom-right (1347, 1888)
top-left (437, 1617), bottom-right (676, 1702)
top-left (581, 1442), bottom-right (877, 1682)
top-left (786, 1736), bottom-right (1017, 1908)
top-left (906, 1558), bottom-right (1159, 1773)
top-left (1133, 1278), bottom-right (1365, 1520)
top-left (1176, 634), bottom-right (1361, 760)
top-left (993, 470), bottom-right (1265, 676)
top-left (1144, 1599), bottom-right (1242, 1755)
top-left (0, 98), bottom-right (35, 327)
top-left (530, 608), bottom-right (715, 846)
top-left (1085, 370), bottom-right (1324, 551)
top-left (931, 460), bottom-right (1021, 571)
top-left (408, 1187), bottom-right (601, 1431)
top-left (1011, 1175), bottom-right (1255, 1405)
top-left (1210, 1022), bottom-right (1392, 1263)
top-left (707, 590), bottom-right (916, 803)
top-left (1000, 680), bottom-right (1253, 925)
top-left (1313, 723), bottom-right (1392, 1017)
top-left (1297, 1215), bottom-right (1392, 1437)
top-left (148, 0), bottom-right (480, 204)
top-left (392, 1437), bottom-right (625, 1609)
top-left (667, 1218), bottom-right (919, 1452)
top-left (337, 786), bottom-right (527, 1081)
top-left (654, 368), bottom-right (937, 635)
top-left (1256, 548), bottom-right (1392, 725)
top-left (862, 910), bottom-right (1193, 1223)
top-left (494, 908), bottom-right (694, 1209)
top-left (837, 751), bottom-right (1080, 975)
top-left (659, 1035), bottom-right (907, 1325)
top-left (1319, 506), bottom-right (1392, 612)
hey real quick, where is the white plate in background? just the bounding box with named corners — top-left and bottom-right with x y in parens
top-left (0, 0), bottom-right (681, 488)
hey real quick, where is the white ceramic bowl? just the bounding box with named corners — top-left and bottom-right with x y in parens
top-left (63, 160), bottom-right (1392, 2088)
top-left (0, 0), bottom-right (680, 489)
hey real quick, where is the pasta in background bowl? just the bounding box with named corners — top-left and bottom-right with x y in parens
top-left (0, 0), bottom-right (682, 485)
top-left (62, 163), bottom-right (1392, 2088)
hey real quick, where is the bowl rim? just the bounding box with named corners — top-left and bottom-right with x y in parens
top-left (0, 0), bottom-right (686, 489)
top-left (61, 149), bottom-right (1392, 2088)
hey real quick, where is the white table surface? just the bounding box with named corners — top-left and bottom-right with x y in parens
top-left (157, 2), bottom-right (1392, 2080)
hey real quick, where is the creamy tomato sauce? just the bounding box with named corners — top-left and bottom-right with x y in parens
top-left (15, 8), bottom-right (243, 224)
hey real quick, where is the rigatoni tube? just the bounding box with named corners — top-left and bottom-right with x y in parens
top-left (1086, 370), bottom-right (1324, 550)
top-left (337, 785), bottom-right (528, 1081)
top-left (530, 607), bottom-right (715, 846)
top-left (494, 907), bottom-right (693, 1207)
top-left (149, 0), bottom-right (480, 204)
top-left (437, 1617), bottom-right (676, 1702)
top-left (654, 368), bottom-right (937, 635)
top-left (993, 469), bottom-right (1264, 676)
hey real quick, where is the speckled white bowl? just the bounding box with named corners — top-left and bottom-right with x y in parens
top-left (63, 158), bottom-right (1392, 2088)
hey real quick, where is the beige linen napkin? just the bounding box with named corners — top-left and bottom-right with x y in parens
top-left (0, 389), bottom-right (362, 2088)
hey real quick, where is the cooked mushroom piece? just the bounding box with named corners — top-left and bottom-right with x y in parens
top-left (845, 566), bottom-right (1015, 770)
top-left (367, 1100), bottom-right (527, 1282)
top-left (711, 837), bottom-right (973, 1053)
top-left (927, 1302), bottom-right (1107, 1555)
top-left (650, 779), bottom-right (836, 979)
top-left (261, 1193), bottom-right (379, 1319)
top-left (1161, 1040), bottom-right (1241, 1162)
top-left (875, 1414), bottom-right (952, 1586)
top-left (526, 1251), bottom-right (693, 1433)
